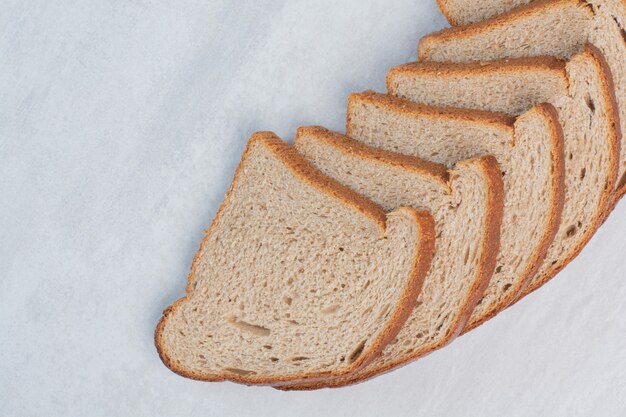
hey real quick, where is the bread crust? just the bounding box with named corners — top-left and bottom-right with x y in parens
top-left (421, 0), bottom-right (593, 58)
top-left (155, 132), bottom-right (437, 385)
top-left (436, 0), bottom-right (462, 26)
top-left (393, 56), bottom-right (566, 77)
top-left (463, 103), bottom-right (566, 331)
top-left (276, 143), bottom-right (504, 390)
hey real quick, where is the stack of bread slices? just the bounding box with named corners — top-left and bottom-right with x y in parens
top-left (155, 0), bottom-right (624, 389)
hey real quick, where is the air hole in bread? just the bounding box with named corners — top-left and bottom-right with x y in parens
top-left (495, 265), bottom-right (502, 273)
top-left (283, 296), bottom-right (292, 306)
top-left (349, 340), bottom-right (366, 363)
top-left (585, 96), bottom-right (595, 113)
top-left (569, 152), bottom-right (573, 160)
top-left (338, 247), bottom-right (344, 252)
top-left (362, 280), bottom-right (371, 290)
top-left (614, 16), bottom-right (626, 44)
top-left (270, 357), bottom-right (279, 362)
top-left (226, 316), bottom-right (271, 336)
top-left (263, 345), bottom-right (272, 350)
top-left (290, 356), bottom-right (309, 362)
top-left (377, 303), bottom-right (391, 320)
top-left (580, 168), bottom-right (586, 180)
top-left (502, 283), bottom-right (512, 292)
top-left (224, 368), bottom-right (257, 376)
top-left (565, 225), bottom-right (577, 238)
top-left (583, 1), bottom-right (595, 16)
top-left (286, 319), bottom-right (300, 326)
top-left (321, 304), bottom-right (340, 315)
top-left (286, 277), bottom-right (294, 286)
top-left (339, 356), bottom-right (345, 362)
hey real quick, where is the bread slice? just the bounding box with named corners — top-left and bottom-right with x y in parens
top-left (346, 91), bottom-right (564, 331)
top-left (436, 0), bottom-right (624, 28)
top-left (155, 132), bottom-right (437, 385)
top-left (278, 126), bottom-right (503, 390)
top-left (437, 0), bottom-right (565, 26)
top-left (388, 46), bottom-right (620, 300)
top-left (419, 0), bottom-right (626, 205)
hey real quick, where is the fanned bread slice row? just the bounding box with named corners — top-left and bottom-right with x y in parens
top-left (346, 91), bottom-right (565, 331)
top-left (388, 46), bottom-right (620, 300)
top-left (419, 0), bottom-right (626, 205)
top-left (278, 126), bottom-right (504, 390)
top-left (155, 132), bottom-right (437, 385)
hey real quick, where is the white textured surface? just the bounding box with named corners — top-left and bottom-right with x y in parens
top-left (1, 1), bottom-right (625, 415)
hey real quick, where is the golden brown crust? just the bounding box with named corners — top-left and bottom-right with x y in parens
top-left (420, 0), bottom-right (593, 58)
top-left (395, 56), bottom-right (566, 76)
top-left (155, 132), bottom-right (437, 386)
top-left (463, 103), bottom-right (566, 331)
top-left (350, 91), bottom-right (517, 133)
top-left (436, 0), bottom-right (461, 26)
top-left (296, 126), bottom-right (450, 183)
top-left (277, 155), bottom-right (505, 390)
top-left (511, 44), bottom-right (620, 302)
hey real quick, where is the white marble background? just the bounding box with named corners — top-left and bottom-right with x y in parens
top-left (1, 1), bottom-right (625, 415)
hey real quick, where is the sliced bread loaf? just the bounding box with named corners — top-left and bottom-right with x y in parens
top-left (346, 91), bottom-right (564, 330)
top-left (419, 0), bottom-right (626, 205)
top-left (155, 132), bottom-right (437, 385)
top-left (278, 126), bottom-right (503, 389)
top-left (388, 46), bottom-right (620, 300)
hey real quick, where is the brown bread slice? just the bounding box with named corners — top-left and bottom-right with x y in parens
top-left (419, 0), bottom-right (626, 205)
top-left (155, 132), bottom-right (437, 385)
top-left (438, 0), bottom-right (568, 26)
top-left (388, 47), bottom-right (620, 300)
top-left (346, 91), bottom-right (564, 331)
top-left (436, 0), bottom-right (624, 28)
top-left (278, 126), bottom-right (503, 389)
